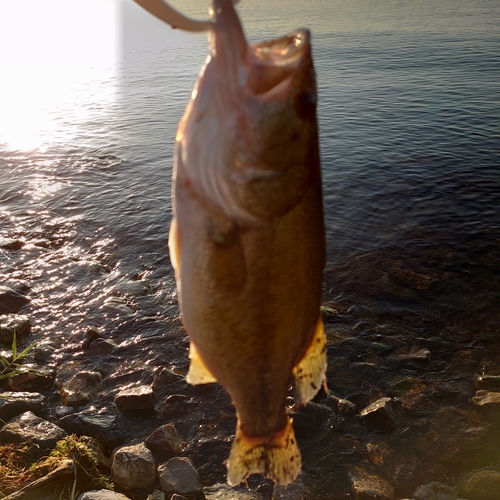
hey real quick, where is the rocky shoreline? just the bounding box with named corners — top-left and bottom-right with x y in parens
top-left (2, 237), bottom-right (500, 499)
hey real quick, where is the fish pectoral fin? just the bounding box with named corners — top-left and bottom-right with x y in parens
top-left (168, 217), bottom-right (180, 276)
top-left (227, 417), bottom-right (301, 486)
top-left (186, 342), bottom-right (218, 385)
top-left (292, 316), bottom-right (327, 406)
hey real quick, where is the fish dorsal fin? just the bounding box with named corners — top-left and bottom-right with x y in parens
top-left (187, 342), bottom-right (218, 385)
top-left (227, 417), bottom-right (301, 486)
top-left (292, 316), bottom-right (327, 405)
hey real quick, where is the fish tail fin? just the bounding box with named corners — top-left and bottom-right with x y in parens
top-left (292, 315), bottom-right (327, 405)
top-left (226, 417), bottom-right (301, 486)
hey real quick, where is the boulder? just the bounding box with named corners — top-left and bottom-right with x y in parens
top-left (0, 411), bottom-right (67, 448)
top-left (114, 385), bottom-right (154, 411)
top-left (111, 442), bottom-right (157, 491)
top-left (145, 424), bottom-right (184, 456)
top-left (61, 371), bottom-right (102, 407)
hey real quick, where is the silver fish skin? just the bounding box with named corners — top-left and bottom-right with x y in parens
top-left (169, 0), bottom-right (327, 486)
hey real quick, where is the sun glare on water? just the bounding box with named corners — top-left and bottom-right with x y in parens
top-left (0, 0), bottom-right (120, 153)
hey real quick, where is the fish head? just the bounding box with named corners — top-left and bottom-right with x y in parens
top-left (177, 0), bottom-right (321, 222)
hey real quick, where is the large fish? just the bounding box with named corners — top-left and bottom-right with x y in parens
top-left (133, 0), bottom-right (327, 485)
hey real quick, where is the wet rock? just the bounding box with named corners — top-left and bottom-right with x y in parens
top-left (86, 338), bottom-right (117, 356)
top-left (292, 401), bottom-right (333, 433)
top-left (2, 459), bottom-right (74, 500)
top-left (346, 466), bottom-right (395, 500)
top-left (158, 457), bottom-right (203, 498)
top-left (61, 370), bottom-right (102, 406)
top-left (162, 394), bottom-right (198, 419)
top-left (456, 467), bottom-right (500, 500)
top-left (326, 394), bottom-right (359, 416)
top-left (472, 390), bottom-right (500, 407)
top-left (474, 375), bottom-right (500, 391)
top-left (206, 483), bottom-right (264, 499)
top-left (412, 481), bottom-right (456, 500)
top-left (114, 385), bottom-right (154, 411)
top-left (0, 314), bottom-right (31, 346)
top-left (0, 287), bottom-right (31, 315)
top-left (145, 424), bottom-right (185, 457)
top-left (153, 366), bottom-right (183, 392)
top-left (387, 346), bottom-right (431, 365)
top-left (170, 495), bottom-right (188, 500)
top-left (77, 491), bottom-right (131, 500)
top-left (34, 340), bottom-right (56, 362)
top-left (272, 480), bottom-right (309, 500)
top-left (58, 407), bottom-right (126, 447)
top-left (0, 410), bottom-right (67, 448)
top-left (5, 365), bottom-right (55, 391)
top-left (0, 391), bottom-right (46, 421)
top-left (0, 237), bottom-right (25, 250)
top-left (111, 442), bottom-right (157, 491)
top-left (359, 397), bottom-right (399, 433)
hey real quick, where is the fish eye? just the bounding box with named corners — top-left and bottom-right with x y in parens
top-left (295, 90), bottom-right (317, 121)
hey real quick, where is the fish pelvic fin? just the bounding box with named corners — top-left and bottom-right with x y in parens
top-left (227, 417), bottom-right (301, 486)
top-left (292, 316), bottom-right (327, 406)
top-left (186, 342), bottom-right (218, 385)
top-left (168, 217), bottom-right (180, 276)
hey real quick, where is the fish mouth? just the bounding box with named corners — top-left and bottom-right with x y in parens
top-left (248, 30), bottom-right (312, 98)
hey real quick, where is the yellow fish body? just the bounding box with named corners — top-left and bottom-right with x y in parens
top-left (167, 0), bottom-right (326, 486)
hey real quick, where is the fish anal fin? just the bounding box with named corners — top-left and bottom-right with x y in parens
top-left (292, 316), bottom-right (327, 406)
top-left (186, 342), bottom-right (218, 385)
top-left (227, 417), bottom-right (301, 486)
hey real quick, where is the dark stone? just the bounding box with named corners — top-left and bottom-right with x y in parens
top-left (474, 375), bottom-right (500, 392)
top-left (0, 238), bottom-right (25, 250)
top-left (292, 401), bottom-right (333, 433)
top-left (162, 394), bottom-right (198, 419)
top-left (472, 390), bottom-right (500, 408)
top-left (0, 287), bottom-right (31, 315)
top-left (86, 338), bottom-right (117, 356)
top-left (5, 366), bottom-right (55, 392)
top-left (0, 391), bottom-right (46, 421)
top-left (58, 407), bottom-right (126, 448)
top-left (205, 483), bottom-right (264, 499)
top-left (412, 481), bottom-right (455, 500)
top-left (326, 394), bottom-right (359, 416)
top-left (0, 314), bottom-right (31, 346)
top-left (114, 385), bottom-right (154, 411)
top-left (0, 411), bottom-right (68, 448)
top-left (346, 466), bottom-right (395, 500)
top-left (145, 423), bottom-right (185, 457)
top-left (359, 397), bottom-right (399, 433)
top-left (111, 442), bottom-right (157, 490)
top-left (60, 371), bottom-right (102, 407)
top-left (76, 491), bottom-right (131, 500)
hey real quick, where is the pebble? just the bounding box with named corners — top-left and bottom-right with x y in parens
top-left (114, 385), bottom-right (155, 411)
top-left (359, 397), bottom-right (399, 433)
top-left (346, 466), bottom-right (395, 500)
top-left (474, 374), bottom-right (500, 391)
top-left (0, 391), bottom-right (46, 421)
top-left (146, 491), bottom-right (166, 500)
top-left (157, 457), bottom-right (203, 498)
top-left (77, 491), bottom-right (131, 500)
top-left (86, 338), bottom-right (118, 356)
top-left (60, 370), bottom-right (102, 406)
top-left (0, 287), bottom-right (30, 315)
top-left (0, 314), bottom-right (31, 346)
top-left (111, 442), bottom-right (157, 490)
top-left (145, 423), bottom-right (185, 456)
top-left (5, 365), bottom-right (55, 392)
top-left (456, 467), bottom-right (500, 500)
top-left (412, 481), bottom-right (456, 500)
top-left (206, 483), bottom-right (264, 499)
top-left (0, 237), bottom-right (25, 250)
top-left (0, 410), bottom-right (68, 448)
top-left (472, 390), bottom-right (500, 407)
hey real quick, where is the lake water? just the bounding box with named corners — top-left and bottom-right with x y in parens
top-left (1, 0), bottom-right (500, 496)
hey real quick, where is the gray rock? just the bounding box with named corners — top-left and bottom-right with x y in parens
top-left (145, 424), bottom-right (184, 456)
top-left (359, 397), bottom-right (399, 433)
top-left (77, 490), bottom-right (131, 500)
top-left (114, 385), bottom-right (154, 411)
top-left (271, 481), bottom-right (308, 500)
top-left (158, 457), bottom-right (203, 498)
top-left (412, 481), bottom-right (456, 500)
top-left (0, 314), bottom-right (31, 346)
top-left (111, 442), bottom-right (157, 491)
top-left (170, 495), bottom-right (188, 500)
top-left (0, 391), bottom-right (46, 421)
top-left (206, 483), bottom-right (264, 499)
top-left (34, 341), bottom-right (56, 363)
top-left (0, 287), bottom-right (31, 315)
top-left (61, 371), bottom-right (102, 406)
top-left (0, 411), bottom-right (67, 448)
top-left (472, 390), bottom-right (500, 407)
top-left (162, 394), bottom-right (198, 419)
top-left (146, 491), bottom-right (166, 500)
top-left (326, 394), bottom-right (359, 416)
top-left (346, 466), bottom-right (395, 500)
top-left (0, 237), bottom-right (25, 250)
top-left (456, 467), bottom-right (500, 500)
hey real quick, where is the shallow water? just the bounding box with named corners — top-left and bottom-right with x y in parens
top-left (1, 0), bottom-right (500, 497)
